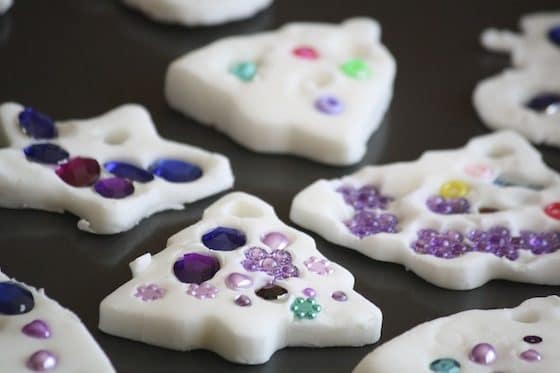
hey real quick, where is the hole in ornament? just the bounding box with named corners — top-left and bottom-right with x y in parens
top-left (173, 253), bottom-right (220, 284)
top-left (255, 284), bottom-right (288, 301)
top-left (104, 129), bottom-right (129, 145)
top-left (487, 146), bottom-right (513, 159)
top-left (512, 309), bottom-right (541, 324)
top-left (228, 201), bottom-right (264, 219)
top-left (303, 70), bottom-right (336, 91)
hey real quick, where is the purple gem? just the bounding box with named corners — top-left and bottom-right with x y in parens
top-left (302, 288), bottom-right (316, 298)
top-left (104, 161), bottom-right (154, 183)
top-left (202, 227), bottom-right (247, 251)
top-left (469, 343), bottom-right (497, 365)
top-left (262, 232), bottom-right (290, 250)
top-left (526, 93), bottom-right (560, 115)
top-left (94, 177), bottom-right (134, 199)
top-left (550, 25), bottom-right (560, 47)
top-left (149, 159), bottom-right (202, 183)
top-left (26, 350), bottom-right (57, 371)
top-left (19, 108), bottom-right (57, 139)
top-left (22, 320), bottom-right (51, 339)
top-left (332, 291), bottom-right (348, 302)
top-left (345, 210), bottom-right (399, 238)
top-left (173, 253), bottom-right (220, 284)
top-left (520, 349), bottom-right (542, 362)
top-left (225, 273), bottom-right (253, 290)
top-left (242, 246), bottom-right (299, 281)
top-left (315, 95), bottom-right (343, 115)
top-left (523, 335), bottom-right (543, 344)
top-left (234, 295), bottom-right (252, 307)
top-left (255, 284), bottom-right (288, 300)
top-left (426, 195), bottom-right (470, 214)
top-left (337, 185), bottom-right (393, 210)
top-left (23, 143), bottom-right (69, 164)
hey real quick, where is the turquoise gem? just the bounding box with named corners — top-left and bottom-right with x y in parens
top-left (430, 358), bottom-right (460, 373)
top-left (230, 62), bottom-right (257, 82)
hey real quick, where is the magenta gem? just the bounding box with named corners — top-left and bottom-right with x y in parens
top-left (332, 291), bottom-right (348, 302)
top-left (293, 46), bottom-right (319, 59)
top-left (55, 157), bottom-right (100, 187)
top-left (173, 253), bottom-right (220, 284)
top-left (94, 177), bottom-right (134, 199)
top-left (22, 320), bottom-right (51, 339)
top-left (261, 232), bottom-right (290, 250)
top-left (225, 273), bottom-right (253, 290)
top-left (303, 288), bottom-right (316, 298)
top-left (523, 335), bottom-right (543, 344)
top-left (26, 350), bottom-right (57, 371)
top-left (520, 349), bottom-right (542, 362)
top-left (469, 343), bottom-right (497, 365)
top-left (234, 295), bottom-right (252, 307)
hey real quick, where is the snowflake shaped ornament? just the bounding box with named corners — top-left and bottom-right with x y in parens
top-left (0, 102), bottom-right (233, 234)
top-left (0, 269), bottom-right (114, 372)
top-left (99, 192), bottom-right (382, 364)
top-left (165, 18), bottom-right (396, 165)
top-left (354, 297), bottom-right (560, 373)
top-left (291, 131), bottom-right (560, 290)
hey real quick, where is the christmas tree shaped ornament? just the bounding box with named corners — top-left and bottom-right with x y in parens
top-left (0, 103), bottom-right (233, 234)
top-left (291, 131), bottom-right (560, 290)
top-left (165, 18), bottom-right (396, 166)
top-left (354, 297), bottom-right (560, 373)
top-left (122, 0), bottom-right (273, 27)
top-left (0, 270), bottom-right (114, 372)
top-left (99, 192), bottom-right (382, 364)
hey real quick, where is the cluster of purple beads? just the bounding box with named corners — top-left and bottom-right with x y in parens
top-left (337, 185), bottom-right (399, 239)
top-left (411, 226), bottom-right (560, 260)
top-left (426, 195), bottom-right (470, 215)
top-left (241, 247), bottom-right (299, 281)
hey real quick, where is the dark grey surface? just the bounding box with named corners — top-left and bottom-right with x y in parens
top-left (0, 1), bottom-right (559, 372)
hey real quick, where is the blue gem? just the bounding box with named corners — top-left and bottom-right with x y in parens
top-left (230, 62), bottom-right (257, 82)
top-left (526, 93), bottom-right (560, 114)
top-left (148, 159), bottom-right (203, 183)
top-left (104, 161), bottom-right (154, 183)
top-left (18, 108), bottom-right (57, 139)
top-left (23, 143), bottom-right (69, 164)
top-left (202, 227), bottom-right (247, 251)
top-left (430, 358), bottom-right (460, 373)
top-left (0, 281), bottom-right (35, 315)
top-left (549, 25), bottom-right (560, 47)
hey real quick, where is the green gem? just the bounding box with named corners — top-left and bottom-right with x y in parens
top-left (291, 297), bottom-right (322, 320)
top-left (429, 358), bottom-right (460, 373)
top-left (230, 61), bottom-right (257, 82)
top-left (340, 59), bottom-right (372, 79)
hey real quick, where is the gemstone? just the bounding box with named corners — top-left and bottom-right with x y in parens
top-left (429, 358), bottom-right (460, 373)
top-left (134, 284), bottom-right (166, 302)
top-left (439, 180), bottom-right (469, 199)
top-left (225, 273), bottom-right (253, 290)
top-left (255, 284), bottom-right (288, 301)
top-left (202, 227), bottom-right (247, 251)
top-left (292, 46), bottom-right (319, 60)
top-left (523, 335), bottom-right (543, 344)
top-left (22, 320), bottom-right (51, 339)
top-left (469, 343), bottom-right (497, 365)
top-left (187, 283), bottom-right (218, 299)
top-left (55, 157), bottom-right (100, 187)
top-left (337, 185), bottom-right (394, 211)
top-left (0, 281), bottom-right (34, 315)
top-left (549, 25), bottom-right (560, 47)
top-left (291, 297), bottom-right (321, 320)
top-left (261, 232), bottom-right (290, 250)
top-left (520, 349), bottom-right (542, 362)
top-left (344, 211), bottom-right (399, 238)
top-left (426, 195), bottom-right (470, 215)
top-left (26, 350), bottom-right (57, 371)
top-left (544, 202), bottom-right (560, 220)
top-left (331, 291), bottom-right (348, 302)
top-left (18, 108), bottom-right (57, 139)
top-left (412, 229), bottom-right (471, 259)
top-left (94, 177), bottom-right (134, 199)
top-left (304, 256), bottom-right (334, 275)
top-left (302, 288), bottom-right (316, 298)
top-left (173, 253), bottom-right (220, 284)
top-left (234, 294), bottom-right (252, 307)
top-left (478, 207), bottom-right (499, 214)
top-left (23, 143), bottom-right (69, 165)
top-left (341, 58), bottom-right (372, 79)
top-left (242, 246), bottom-right (299, 281)
top-left (526, 93), bottom-right (560, 115)
top-left (464, 164), bottom-right (494, 179)
top-left (315, 95), bottom-right (343, 115)
top-left (230, 61), bottom-right (257, 82)
top-left (104, 161), bottom-right (154, 183)
top-left (148, 159), bottom-right (202, 183)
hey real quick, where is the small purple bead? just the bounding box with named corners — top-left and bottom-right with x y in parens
top-left (26, 350), bottom-right (57, 371)
top-left (94, 177), bottom-right (134, 199)
top-left (302, 288), bottom-right (316, 298)
top-left (523, 335), bottom-right (543, 344)
top-left (315, 95), bottom-right (343, 115)
top-left (261, 232), bottom-right (289, 250)
top-left (469, 343), bottom-right (497, 365)
top-left (225, 273), bottom-right (253, 290)
top-left (22, 320), bottom-right (51, 339)
top-left (332, 291), bottom-right (347, 302)
top-left (234, 295), bottom-right (252, 307)
top-left (520, 349), bottom-right (542, 362)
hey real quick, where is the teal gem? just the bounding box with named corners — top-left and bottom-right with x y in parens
top-left (430, 358), bottom-right (460, 373)
top-left (290, 297), bottom-right (321, 320)
top-left (230, 62), bottom-right (257, 82)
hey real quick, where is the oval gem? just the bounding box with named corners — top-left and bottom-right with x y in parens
top-left (230, 61), bottom-right (257, 82)
top-left (104, 161), bottom-right (154, 183)
top-left (439, 180), bottom-right (470, 199)
top-left (202, 227), bottom-right (247, 251)
top-left (149, 159), bottom-right (202, 183)
top-left (55, 157), bottom-right (100, 187)
top-left (429, 358), bottom-right (460, 373)
top-left (0, 281), bottom-right (34, 315)
top-left (18, 108), bottom-right (57, 139)
top-left (23, 143), bottom-right (69, 164)
top-left (548, 24), bottom-right (560, 47)
top-left (293, 46), bottom-right (319, 60)
top-left (94, 177), bottom-right (134, 199)
top-left (544, 202), bottom-right (560, 220)
top-left (315, 95), bottom-right (343, 115)
top-left (526, 93), bottom-right (560, 115)
top-left (341, 58), bottom-right (372, 79)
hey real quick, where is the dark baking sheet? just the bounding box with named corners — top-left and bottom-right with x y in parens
top-left (1, 1), bottom-right (559, 372)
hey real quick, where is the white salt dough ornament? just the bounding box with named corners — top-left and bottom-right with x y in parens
top-left (291, 131), bottom-right (560, 290)
top-left (354, 296), bottom-right (560, 373)
top-left (122, 0), bottom-right (273, 27)
top-left (165, 18), bottom-right (396, 166)
top-left (474, 12), bottom-right (560, 147)
top-left (99, 192), bottom-right (382, 364)
top-left (0, 0), bottom-right (12, 14)
top-left (0, 270), bottom-right (114, 372)
top-left (0, 102), bottom-right (233, 234)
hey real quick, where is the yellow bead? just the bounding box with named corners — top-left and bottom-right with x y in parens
top-left (439, 180), bottom-right (470, 199)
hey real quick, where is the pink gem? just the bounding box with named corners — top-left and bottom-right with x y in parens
top-left (187, 282), bottom-right (218, 299)
top-left (225, 273), bottom-right (253, 290)
top-left (302, 288), bottom-right (316, 298)
top-left (27, 350), bottom-right (57, 371)
top-left (262, 232), bottom-right (290, 250)
top-left (520, 349), bottom-right (542, 362)
top-left (304, 256), bottom-right (334, 276)
top-left (234, 295), bottom-right (252, 307)
top-left (22, 320), bottom-right (51, 339)
top-left (332, 291), bottom-right (348, 302)
top-left (469, 343), bottom-right (497, 365)
top-left (134, 284), bottom-right (166, 302)
top-left (464, 164), bottom-right (494, 180)
top-left (292, 46), bottom-right (319, 60)
top-left (55, 157), bottom-right (100, 187)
